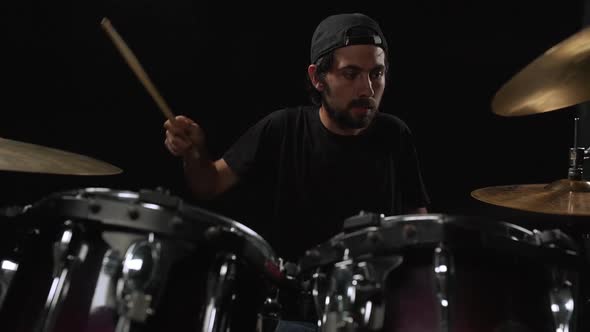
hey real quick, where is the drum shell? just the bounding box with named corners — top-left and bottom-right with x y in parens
top-left (299, 214), bottom-right (583, 332)
top-left (0, 188), bottom-right (281, 332)
top-left (382, 244), bottom-right (579, 332)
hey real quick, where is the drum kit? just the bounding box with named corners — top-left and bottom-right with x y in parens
top-left (1, 20), bottom-right (590, 332)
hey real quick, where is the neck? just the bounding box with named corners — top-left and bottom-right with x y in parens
top-left (318, 105), bottom-right (365, 136)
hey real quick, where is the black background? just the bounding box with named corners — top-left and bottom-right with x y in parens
top-left (3, 1), bottom-right (588, 228)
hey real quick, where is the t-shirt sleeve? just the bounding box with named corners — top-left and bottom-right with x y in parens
top-left (399, 123), bottom-right (431, 210)
top-left (222, 111), bottom-right (282, 178)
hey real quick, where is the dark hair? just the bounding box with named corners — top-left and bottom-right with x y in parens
top-left (306, 51), bottom-right (336, 105)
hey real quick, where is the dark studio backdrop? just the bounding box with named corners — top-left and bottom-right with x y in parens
top-left (2, 1), bottom-right (588, 233)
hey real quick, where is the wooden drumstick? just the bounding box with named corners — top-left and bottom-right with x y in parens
top-left (100, 17), bottom-right (176, 122)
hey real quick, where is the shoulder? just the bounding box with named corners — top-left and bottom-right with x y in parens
top-left (368, 112), bottom-right (419, 154)
top-left (372, 112), bottom-right (412, 136)
top-left (254, 105), bottom-right (313, 130)
top-left (266, 105), bottom-right (311, 121)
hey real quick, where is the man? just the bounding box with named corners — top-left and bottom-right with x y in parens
top-left (164, 12), bottom-right (429, 331)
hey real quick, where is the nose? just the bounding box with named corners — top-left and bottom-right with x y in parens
top-left (357, 73), bottom-right (374, 98)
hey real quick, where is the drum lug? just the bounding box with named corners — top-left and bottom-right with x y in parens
top-left (433, 245), bottom-right (452, 332)
top-left (39, 223), bottom-right (88, 332)
top-left (256, 286), bottom-right (282, 332)
top-left (89, 249), bottom-right (122, 314)
top-left (549, 269), bottom-right (575, 332)
top-left (116, 234), bottom-right (162, 324)
top-left (257, 257), bottom-right (285, 330)
top-left (317, 256), bottom-right (402, 331)
top-left (202, 253), bottom-right (238, 332)
top-left (0, 257), bottom-right (19, 311)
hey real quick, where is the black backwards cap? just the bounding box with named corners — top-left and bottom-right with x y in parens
top-left (310, 13), bottom-right (388, 64)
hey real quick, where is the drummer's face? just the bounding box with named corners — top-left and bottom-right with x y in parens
top-left (320, 45), bottom-right (386, 130)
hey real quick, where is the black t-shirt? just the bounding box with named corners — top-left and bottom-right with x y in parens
top-left (223, 105), bottom-right (429, 261)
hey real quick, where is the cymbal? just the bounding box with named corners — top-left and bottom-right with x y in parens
top-left (0, 138), bottom-right (122, 176)
top-left (471, 179), bottom-right (590, 216)
top-left (492, 27), bottom-right (590, 116)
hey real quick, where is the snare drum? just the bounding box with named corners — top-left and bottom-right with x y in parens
top-left (0, 187), bottom-right (283, 332)
top-left (298, 214), bottom-right (583, 332)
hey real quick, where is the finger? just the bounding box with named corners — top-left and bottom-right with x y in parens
top-left (186, 123), bottom-right (204, 141)
top-left (171, 137), bottom-right (192, 151)
top-left (177, 116), bottom-right (202, 136)
top-left (166, 131), bottom-right (192, 149)
top-left (166, 129), bottom-right (190, 144)
top-left (166, 138), bottom-right (190, 157)
top-left (165, 123), bottom-right (191, 137)
top-left (165, 138), bottom-right (182, 156)
top-left (164, 116), bottom-right (191, 132)
top-left (176, 115), bottom-right (195, 125)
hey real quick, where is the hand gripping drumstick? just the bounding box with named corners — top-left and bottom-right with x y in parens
top-left (100, 17), bottom-right (176, 123)
top-left (101, 18), bottom-right (202, 159)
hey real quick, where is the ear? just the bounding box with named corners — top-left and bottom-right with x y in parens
top-left (308, 64), bottom-right (324, 91)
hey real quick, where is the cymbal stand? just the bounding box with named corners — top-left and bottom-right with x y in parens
top-left (545, 117), bottom-right (590, 192)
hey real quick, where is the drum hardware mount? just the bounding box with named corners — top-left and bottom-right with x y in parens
top-left (551, 117), bottom-right (590, 186)
top-left (89, 249), bottom-right (122, 314)
top-left (115, 233), bottom-right (162, 330)
top-left (37, 222), bottom-right (89, 332)
top-left (549, 268), bottom-right (576, 332)
top-left (312, 251), bottom-right (402, 331)
top-left (433, 245), bottom-right (452, 332)
top-left (0, 253), bottom-right (20, 312)
top-left (471, 116), bottom-right (590, 216)
top-left (343, 212), bottom-right (383, 233)
top-left (202, 252), bottom-right (238, 332)
top-left (257, 289), bottom-right (282, 332)
top-left (257, 259), bottom-right (292, 332)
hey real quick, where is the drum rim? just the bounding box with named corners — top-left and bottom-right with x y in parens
top-left (40, 187), bottom-right (282, 273)
top-left (37, 187), bottom-right (184, 232)
top-left (181, 203), bottom-right (279, 261)
top-left (297, 213), bottom-right (577, 271)
top-left (330, 213), bottom-right (535, 243)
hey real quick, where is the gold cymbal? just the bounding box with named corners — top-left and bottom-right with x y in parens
top-left (492, 27), bottom-right (590, 116)
top-left (0, 138), bottom-right (122, 176)
top-left (471, 179), bottom-right (590, 216)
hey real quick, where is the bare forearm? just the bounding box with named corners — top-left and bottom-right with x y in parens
top-left (183, 155), bottom-right (238, 200)
top-left (164, 115), bottom-right (237, 199)
top-left (183, 153), bottom-right (219, 200)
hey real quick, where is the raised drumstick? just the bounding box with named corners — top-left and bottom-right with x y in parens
top-left (100, 17), bottom-right (175, 122)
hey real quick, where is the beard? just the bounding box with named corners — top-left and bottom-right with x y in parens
top-left (322, 92), bottom-right (378, 129)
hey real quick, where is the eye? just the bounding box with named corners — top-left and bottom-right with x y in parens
top-left (341, 69), bottom-right (359, 80)
top-left (370, 69), bottom-right (384, 80)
